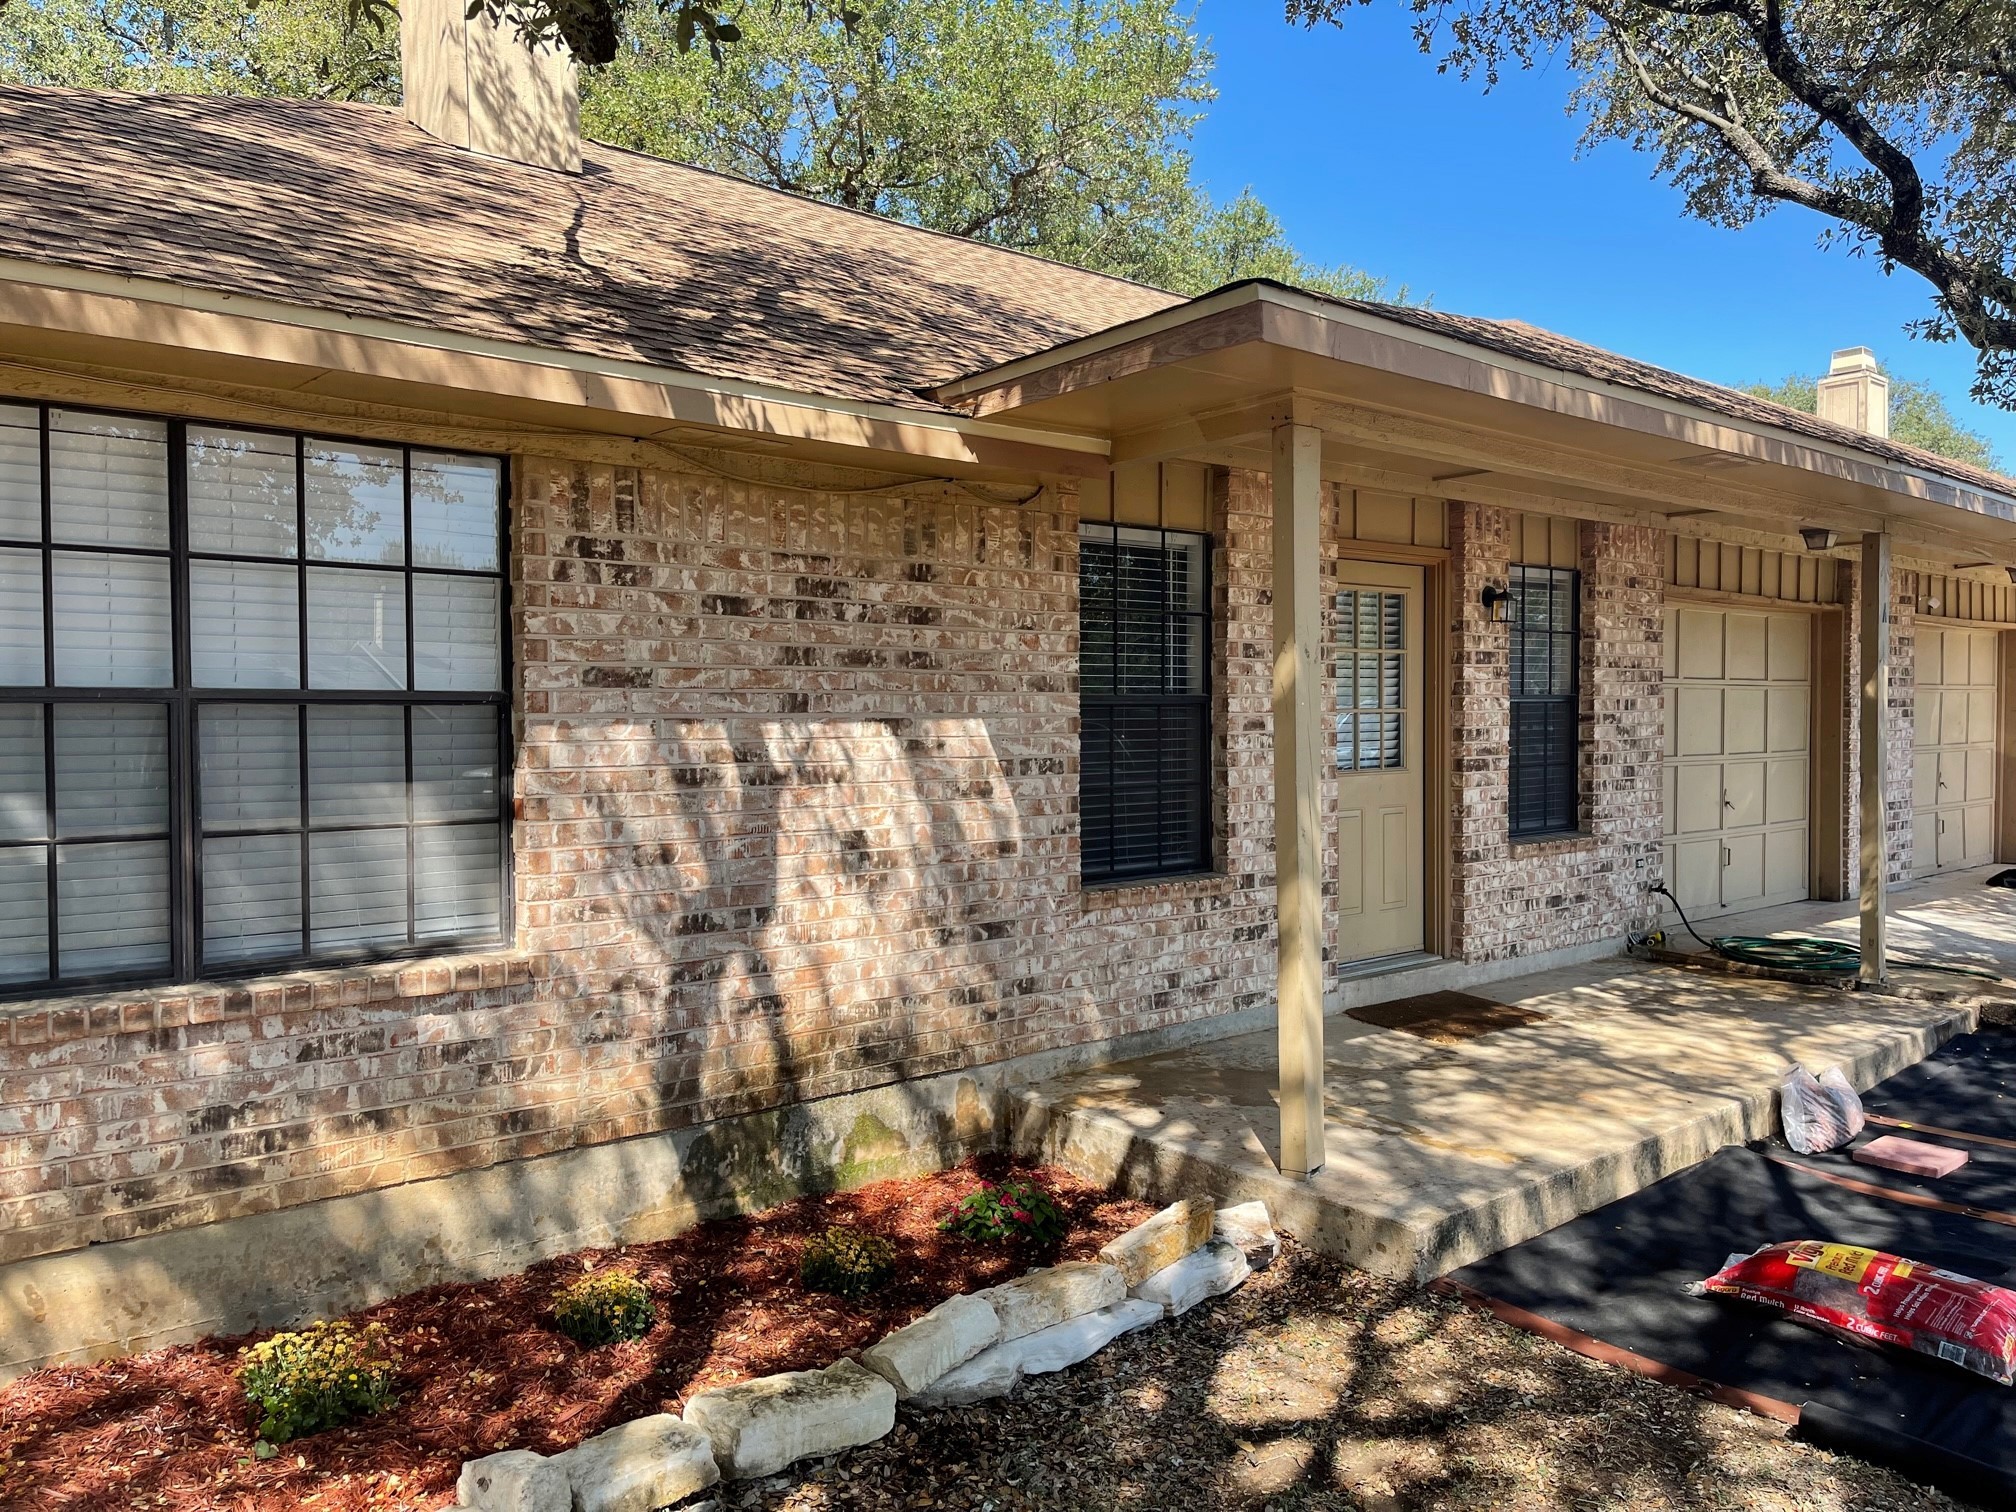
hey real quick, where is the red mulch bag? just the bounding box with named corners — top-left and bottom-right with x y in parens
top-left (1692, 1241), bottom-right (2016, 1386)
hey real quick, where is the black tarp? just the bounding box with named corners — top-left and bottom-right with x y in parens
top-left (1448, 1031), bottom-right (2016, 1506)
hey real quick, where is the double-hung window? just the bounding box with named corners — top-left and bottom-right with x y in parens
top-left (0, 405), bottom-right (509, 995)
top-left (1078, 523), bottom-right (1210, 882)
top-left (1507, 563), bottom-right (1580, 838)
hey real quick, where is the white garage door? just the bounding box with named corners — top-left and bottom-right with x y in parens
top-left (1913, 625), bottom-right (1998, 875)
top-left (1662, 606), bottom-right (1812, 920)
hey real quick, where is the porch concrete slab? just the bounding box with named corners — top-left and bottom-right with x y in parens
top-left (1011, 947), bottom-right (1991, 1282)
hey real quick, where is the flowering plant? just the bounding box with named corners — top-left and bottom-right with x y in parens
top-left (552, 1269), bottom-right (656, 1346)
top-left (941, 1176), bottom-right (1067, 1246)
top-left (237, 1320), bottom-right (399, 1444)
top-left (800, 1226), bottom-right (898, 1300)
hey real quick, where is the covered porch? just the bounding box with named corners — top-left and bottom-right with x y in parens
top-left (1009, 872), bottom-right (2015, 1282)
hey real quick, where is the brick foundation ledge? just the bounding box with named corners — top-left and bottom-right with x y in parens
top-left (2, 949), bottom-right (539, 1049)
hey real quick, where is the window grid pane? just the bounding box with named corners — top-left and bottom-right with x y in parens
top-left (1079, 523), bottom-right (1211, 884)
top-left (1507, 565), bottom-right (1581, 838)
top-left (0, 406), bottom-right (508, 996)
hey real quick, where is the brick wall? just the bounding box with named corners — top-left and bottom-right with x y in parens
top-left (1446, 504), bottom-right (1666, 961)
top-left (1, 457), bottom-right (1294, 1266)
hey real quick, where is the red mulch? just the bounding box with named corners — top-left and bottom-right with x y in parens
top-left (0, 1156), bottom-right (1150, 1512)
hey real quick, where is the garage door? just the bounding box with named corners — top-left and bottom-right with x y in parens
top-left (1913, 625), bottom-right (1998, 875)
top-left (1662, 606), bottom-right (1811, 920)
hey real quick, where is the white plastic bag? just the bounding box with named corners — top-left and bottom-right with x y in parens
top-left (1780, 1064), bottom-right (1866, 1154)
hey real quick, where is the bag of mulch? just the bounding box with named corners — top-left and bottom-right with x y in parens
top-left (1691, 1241), bottom-right (2016, 1386)
top-left (1780, 1064), bottom-right (1865, 1154)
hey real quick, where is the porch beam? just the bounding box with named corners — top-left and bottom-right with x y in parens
top-left (1272, 420), bottom-right (1326, 1179)
top-left (1858, 530), bottom-right (1892, 988)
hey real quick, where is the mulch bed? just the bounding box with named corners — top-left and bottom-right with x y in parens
top-left (0, 1155), bottom-right (1151, 1512)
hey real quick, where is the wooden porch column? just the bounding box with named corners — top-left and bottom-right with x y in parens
top-left (1859, 530), bottom-right (1891, 987)
top-left (1272, 421), bottom-right (1325, 1178)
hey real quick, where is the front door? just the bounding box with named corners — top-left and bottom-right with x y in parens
top-left (1334, 563), bottom-right (1425, 964)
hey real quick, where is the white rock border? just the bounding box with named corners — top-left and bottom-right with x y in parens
top-left (451, 1198), bottom-right (1266, 1508)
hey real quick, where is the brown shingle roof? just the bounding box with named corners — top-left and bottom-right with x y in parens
top-left (1305, 290), bottom-right (2016, 499)
top-left (0, 85), bottom-right (1179, 411)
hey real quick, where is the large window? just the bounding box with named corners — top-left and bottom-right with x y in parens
top-left (0, 405), bottom-right (509, 994)
top-left (1507, 564), bottom-right (1580, 838)
top-left (1079, 523), bottom-right (1210, 882)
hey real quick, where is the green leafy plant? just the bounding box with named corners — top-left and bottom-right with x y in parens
top-left (236, 1319), bottom-right (399, 1445)
top-left (552, 1269), bottom-right (656, 1346)
top-left (799, 1225), bottom-right (897, 1300)
top-left (941, 1176), bottom-right (1067, 1246)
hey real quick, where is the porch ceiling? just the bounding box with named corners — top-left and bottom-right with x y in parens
top-left (938, 283), bottom-right (2016, 569)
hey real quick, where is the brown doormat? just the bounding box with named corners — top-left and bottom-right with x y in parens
top-left (1346, 990), bottom-right (1548, 1044)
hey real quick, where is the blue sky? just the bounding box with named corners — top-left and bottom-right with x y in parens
top-left (1185, 4), bottom-right (2016, 467)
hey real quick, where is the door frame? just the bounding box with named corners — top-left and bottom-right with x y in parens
top-left (1333, 542), bottom-right (1448, 962)
top-left (1915, 613), bottom-right (2010, 875)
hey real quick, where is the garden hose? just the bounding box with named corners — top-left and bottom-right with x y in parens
top-left (1646, 884), bottom-right (2001, 982)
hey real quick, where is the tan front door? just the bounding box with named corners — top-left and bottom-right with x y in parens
top-left (1913, 625), bottom-right (1998, 874)
top-left (1334, 563), bottom-right (1425, 963)
top-left (1662, 605), bottom-right (1812, 920)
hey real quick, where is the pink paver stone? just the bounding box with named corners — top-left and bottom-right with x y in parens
top-left (1853, 1135), bottom-right (1970, 1179)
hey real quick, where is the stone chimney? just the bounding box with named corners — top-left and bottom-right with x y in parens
top-left (402, 0), bottom-right (581, 174)
top-left (1815, 347), bottom-right (1890, 438)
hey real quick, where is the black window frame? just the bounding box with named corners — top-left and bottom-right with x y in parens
top-left (1078, 522), bottom-right (1213, 885)
top-left (1507, 562), bottom-right (1581, 839)
top-left (0, 401), bottom-right (513, 1000)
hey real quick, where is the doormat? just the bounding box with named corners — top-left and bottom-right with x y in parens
top-left (1346, 991), bottom-right (1548, 1045)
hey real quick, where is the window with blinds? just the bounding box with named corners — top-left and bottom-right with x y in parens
top-left (0, 405), bottom-right (509, 994)
top-left (1079, 523), bottom-right (1211, 883)
top-left (1507, 563), bottom-right (1581, 838)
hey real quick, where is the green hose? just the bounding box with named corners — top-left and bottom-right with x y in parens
top-left (1649, 885), bottom-right (2003, 982)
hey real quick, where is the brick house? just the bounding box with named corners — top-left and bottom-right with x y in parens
top-left (3, 12), bottom-right (2016, 1376)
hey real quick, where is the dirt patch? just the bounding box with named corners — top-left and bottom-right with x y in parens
top-left (730, 1241), bottom-right (1978, 1512)
top-left (0, 1155), bottom-right (1149, 1512)
top-left (1346, 992), bottom-right (1550, 1045)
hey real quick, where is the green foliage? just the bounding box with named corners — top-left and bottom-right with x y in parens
top-left (1291, 1), bottom-right (2016, 407)
top-left (236, 1320), bottom-right (399, 1445)
top-left (941, 1176), bottom-right (1067, 1246)
top-left (799, 1225), bottom-right (898, 1299)
top-left (1742, 370), bottom-right (2003, 472)
top-left (0, 0), bottom-right (397, 100)
top-left (579, 0), bottom-right (1391, 297)
top-left (552, 1269), bottom-right (657, 1345)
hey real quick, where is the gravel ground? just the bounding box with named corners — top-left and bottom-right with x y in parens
top-left (714, 1241), bottom-right (1974, 1512)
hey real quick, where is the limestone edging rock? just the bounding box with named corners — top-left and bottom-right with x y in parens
top-left (975, 1260), bottom-right (1125, 1345)
top-left (908, 1298), bottom-right (1163, 1408)
top-left (1131, 1238), bottom-right (1250, 1318)
top-left (455, 1448), bottom-right (569, 1512)
top-left (683, 1357), bottom-right (897, 1480)
top-left (555, 1412), bottom-right (721, 1512)
top-left (859, 1291), bottom-right (1000, 1398)
top-left (1097, 1198), bottom-right (1214, 1288)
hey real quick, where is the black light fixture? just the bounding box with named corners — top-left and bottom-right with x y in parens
top-left (1481, 582), bottom-right (1515, 624)
top-left (1798, 526), bottom-right (1841, 552)
top-left (2005, 567), bottom-right (2016, 586)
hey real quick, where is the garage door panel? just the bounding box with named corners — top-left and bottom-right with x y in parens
top-left (1722, 832), bottom-right (1766, 907)
top-left (1724, 688), bottom-right (1767, 755)
top-left (1918, 631), bottom-right (1945, 687)
top-left (1671, 840), bottom-right (1720, 912)
top-left (1727, 615), bottom-right (1769, 680)
top-left (1765, 759), bottom-right (1808, 825)
top-left (1965, 805), bottom-right (1994, 863)
top-left (1768, 614), bottom-right (1809, 682)
top-left (1766, 687), bottom-right (1809, 753)
top-left (1723, 762), bottom-right (1765, 830)
top-left (1675, 686), bottom-right (1723, 756)
top-left (1967, 747), bottom-right (1996, 804)
top-left (1675, 765), bottom-right (1723, 834)
top-left (1676, 610), bottom-right (1724, 680)
top-left (1913, 750), bottom-right (1941, 809)
top-left (1765, 827), bottom-right (1807, 898)
top-left (1971, 631), bottom-right (1999, 684)
top-left (1936, 811), bottom-right (1966, 868)
top-left (1967, 688), bottom-right (1996, 744)
top-left (1941, 690), bottom-right (1970, 745)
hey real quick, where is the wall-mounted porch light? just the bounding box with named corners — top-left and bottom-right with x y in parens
top-left (1798, 527), bottom-right (1841, 552)
top-left (1480, 582), bottom-right (1515, 624)
top-left (2005, 567), bottom-right (2016, 586)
